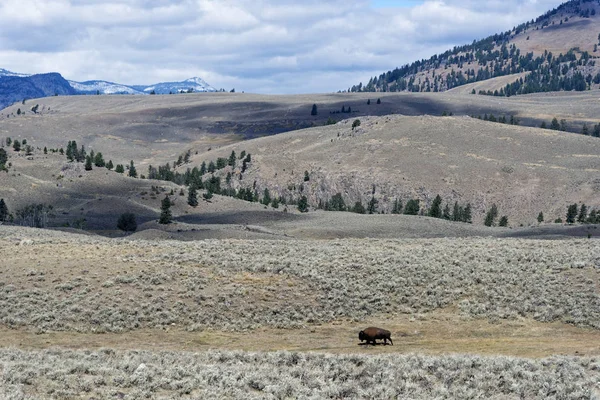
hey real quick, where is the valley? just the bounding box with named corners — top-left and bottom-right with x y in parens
top-left (1, 1), bottom-right (600, 398)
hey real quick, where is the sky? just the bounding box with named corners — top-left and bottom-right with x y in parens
top-left (0, 0), bottom-right (564, 94)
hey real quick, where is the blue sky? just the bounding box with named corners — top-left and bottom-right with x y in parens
top-left (0, 0), bottom-right (564, 94)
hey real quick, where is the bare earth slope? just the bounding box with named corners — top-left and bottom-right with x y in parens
top-left (198, 113), bottom-right (600, 224)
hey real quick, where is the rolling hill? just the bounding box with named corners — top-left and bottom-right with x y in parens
top-left (1, 91), bottom-right (600, 233)
top-left (354, 0), bottom-right (600, 96)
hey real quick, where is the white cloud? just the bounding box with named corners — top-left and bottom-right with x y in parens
top-left (0, 0), bottom-right (565, 93)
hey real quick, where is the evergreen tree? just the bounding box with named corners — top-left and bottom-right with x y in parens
top-left (404, 199), bottom-right (420, 215)
top-left (106, 160), bottom-right (114, 170)
top-left (328, 193), bottom-right (346, 211)
top-left (498, 216), bottom-right (508, 227)
top-left (566, 203), bottom-right (578, 224)
top-left (352, 119), bottom-right (361, 129)
top-left (85, 155), bottom-right (93, 171)
top-left (352, 201), bottom-right (366, 214)
top-left (377, 98), bottom-right (381, 104)
top-left (367, 99), bottom-right (371, 105)
top-left (94, 152), bottom-right (105, 167)
top-left (187, 186), bottom-right (198, 207)
top-left (582, 123), bottom-right (589, 135)
top-left (117, 212), bottom-right (137, 232)
top-left (115, 164), bottom-right (125, 173)
top-left (0, 198), bottom-right (8, 222)
top-left (311, 104), bottom-right (318, 116)
top-left (484, 204), bottom-right (498, 226)
top-left (159, 195), bottom-right (173, 224)
top-left (304, 171), bottom-right (310, 181)
top-left (43, 146), bottom-right (47, 154)
top-left (262, 188), bottom-right (271, 206)
top-left (128, 160), bottom-right (137, 178)
top-left (368, 196), bottom-right (378, 214)
top-left (0, 148), bottom-right (7, 170)
top-left (228, 151), bottom-right (237, 167)
top-left (428, 195), bottom-right (443, 218)
top-left (12, 140), bottom-right (20, 152)
top-left (463, 204), bottom-right (472, 223)
top-left (208, 161), bottom-right (216, 173)
top-left (297, 196), bottom-right (309, 213)
top-left (537, 211), bottom-right (544, 223)
top-left (200, 161), bottom-right (207, 175)
top-left (578, 203), bottom-right (588, 223)
top-left (391, 198), bottom-right (403, 214)
top-left (442, 204), bottom-right (451, 220)
top-left (452, 201), bottom-right (461, 221)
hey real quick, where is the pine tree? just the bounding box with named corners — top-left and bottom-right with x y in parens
top-left (159, 195), bottom-right (173, 224)
top-left (550, 117), bottom-right (560, 130)
top-left (94, 152), bottom-right (105, 167)
top-left (391, 198), bottom-right (403, 214)
top-left (115, 164), bottom-right (125, 173)
top-left (43, 146), bottom-right (47, 154)
top-left (368, 196), bottom-right (378, 214)
top-left (85, 155), bottom-right (93, 171)
top-left (442, 204), bottom-right (451, 220)
top-left (12, 140), bottom-right (20, 152)
top-left (578, 203), bottom-right (587, 223)
top-left (404, 199), bottom-right (420, 215)
top-left (498, 216), bottom-right (508, 227)
top-left (566, 203), bottom-right (578, 224)
top-left (106, 160), bottom-right (114, 170)
top-left (311, 104), bottom-right (318, 116)
top-left (484, 204), bottom-right (498, 226)
top-left (352, 201), bottom-right (366, 214)
top-left (262, 188), bottom-right (271, 206)
top-left (0, 148), bottom-right (7, 170)
top-left (228, 151), bottom-right (236, 167)
top-left (187, 186), bottom-right (198, 207)
top-left (428, 195), bottom-right (443, 218)
top-left (297, 196), bottom-right (309, 213)
top-left (128, 160), bottom-right (137, 178)
top-left (0, 198), bottom-right (8, 222)
top-left (463, 204), bottom-right (472, 223)
top-left (537, 211), bottom-right (544, 223)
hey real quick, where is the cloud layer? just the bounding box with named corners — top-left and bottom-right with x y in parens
top-left (0, 0), bottom-right (562, 93)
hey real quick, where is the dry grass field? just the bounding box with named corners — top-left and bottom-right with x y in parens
top-left (2, 89), bottom-right (600, 398)
top-left (0, 226), bottom-right (599, 398)
top-left (2, 91), bottom-right (600, 231)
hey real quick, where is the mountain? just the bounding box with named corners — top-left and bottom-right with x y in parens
top-left (68, 80), bottom-right (143, 95)
top-left (131, 77), bottom-right (217, 94)
top-left (0, 71), bottom-right (217, 110)
top-left (0, 73), bottom-right (77, 109)
top-left (353, 0), bottom-right (600, 96)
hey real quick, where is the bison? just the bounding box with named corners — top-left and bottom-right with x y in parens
top-left (358, 327), bottom-right (393, 345)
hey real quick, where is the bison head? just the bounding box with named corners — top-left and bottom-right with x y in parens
top-left (358, 330), bottom-right (366, 341)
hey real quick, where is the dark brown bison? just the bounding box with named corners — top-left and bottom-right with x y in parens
top-left (358, 327), bottom-right (393, 345)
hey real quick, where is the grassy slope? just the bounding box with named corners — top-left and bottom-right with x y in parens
top-left (2, 91), bottom-right (600, 231)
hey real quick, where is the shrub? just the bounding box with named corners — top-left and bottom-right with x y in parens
top-left (117, 213), bottom-right (137, 232)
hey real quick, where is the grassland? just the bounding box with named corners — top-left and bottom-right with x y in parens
top-left (2, 348), bottom-right (599, 399)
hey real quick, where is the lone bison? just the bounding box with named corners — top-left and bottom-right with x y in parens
top-left (358, 327), bottom-right (393, 345)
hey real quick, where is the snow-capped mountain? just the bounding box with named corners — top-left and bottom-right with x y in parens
top-left (132, 77), bottom-right (217, 94)
top-left (68, 80), bottom-right (143, 95)
top-left (0, 68), bottom-right (30, 78)
top-left (1, 69), bottom-right (218, 110)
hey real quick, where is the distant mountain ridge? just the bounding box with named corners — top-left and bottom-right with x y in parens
top-left (352, 0), bottom-right (600, 96)
top-left (0, 69), bottom-right (217, 109)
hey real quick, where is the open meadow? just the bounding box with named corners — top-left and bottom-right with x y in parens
top-left (0, 226), bottom-right (599, 398)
